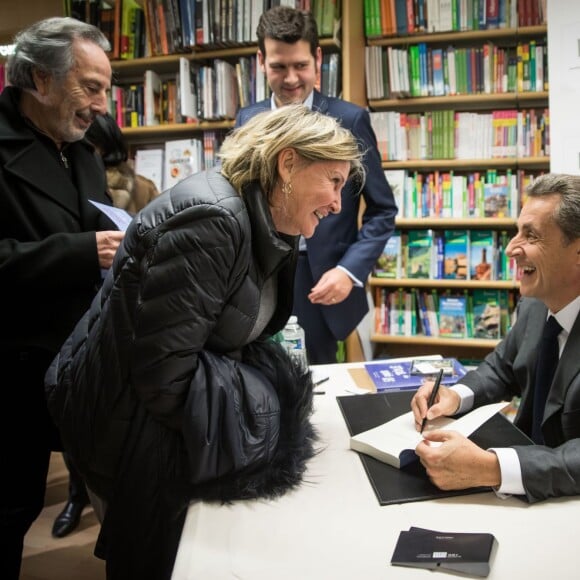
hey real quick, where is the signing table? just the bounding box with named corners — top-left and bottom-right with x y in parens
top-left (172, 362), bottom-right (580, 579)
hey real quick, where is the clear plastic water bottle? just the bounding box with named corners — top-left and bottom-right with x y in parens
top-left (282, 316), bottom-right (308, 368)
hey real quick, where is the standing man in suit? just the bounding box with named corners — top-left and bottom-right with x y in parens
top-left (235, 6), bottom-right (398, 363)
top-left (0, 17), bottom-right (123, 578)
top-left (412, 174), bottom-right (580, 502)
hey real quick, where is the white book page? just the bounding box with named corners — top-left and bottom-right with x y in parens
top-left (350, 402), bottom-right (508, 468)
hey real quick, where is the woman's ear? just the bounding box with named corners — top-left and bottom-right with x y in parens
top-left (277, 147), bottom-right (296, 182)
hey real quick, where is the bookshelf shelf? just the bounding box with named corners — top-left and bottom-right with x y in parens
top-left (369, 91), bottom-right (549, 111)
top-left (382, 157), bottom-right (549, 170)
top-left (370, 278), bottom-right (519, 290)
top-left (396, 217), bottom-right (517, 228)
top-left (371, 334), bottom-right (499, 349)
top-left (121, 120), bottom-right (235, 142)
top-left (367, 25), bottom-right (547, 47)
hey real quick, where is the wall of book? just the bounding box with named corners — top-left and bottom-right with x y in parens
top-left (65, 0), bottom-right (346, 193)
top-left (363, 0), bottom-right (548, 361)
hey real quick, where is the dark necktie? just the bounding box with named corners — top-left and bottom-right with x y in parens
top-left (531, 316), bottom-right (562, 444)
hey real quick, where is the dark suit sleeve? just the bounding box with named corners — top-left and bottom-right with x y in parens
top-left (461, 298), bottom-right (580, 502)
top-left (515, 440), bottom-right (580, 502)
top-left (336, 107), bottom-right (398, 282)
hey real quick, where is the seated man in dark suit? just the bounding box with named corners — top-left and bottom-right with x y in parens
top-left (412, 174), bottom-right (580, 503)
top-left (235, 6), bottom-right (398, 363)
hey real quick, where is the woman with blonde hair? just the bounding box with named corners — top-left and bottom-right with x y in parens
top-left (46, 105), bottom-right (363, 579)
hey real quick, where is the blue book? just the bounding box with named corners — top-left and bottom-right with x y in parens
top-left (439, 294), bottom-right (468, 338)
top-left (364, 358), bottom-right (467, 392)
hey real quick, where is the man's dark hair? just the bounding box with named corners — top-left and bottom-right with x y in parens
top-left (256, 6), bottom-right (319, 58)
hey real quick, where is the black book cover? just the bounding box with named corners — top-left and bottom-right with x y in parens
top-left (337, 390), bottom-right (533, 505)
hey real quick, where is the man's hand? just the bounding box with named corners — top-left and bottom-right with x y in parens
top-left (307, 267), bottom-right (354, 306)
top-left (411, 383), bottom-right (460, 431)
top-left (96, 230), bottom-right (125, 269)
top-left (415, 430), bottom-right (502, 490)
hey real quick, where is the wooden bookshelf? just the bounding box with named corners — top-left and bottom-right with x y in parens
top-left (364, 5), bottom-right (547, 360)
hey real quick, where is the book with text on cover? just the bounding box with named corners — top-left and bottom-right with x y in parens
top-left (391, 526), bottom-right (498, 577)
top-left (350, 402), bottom-right (508, 469)
top-left (364, 358), bottom-right (467, 391)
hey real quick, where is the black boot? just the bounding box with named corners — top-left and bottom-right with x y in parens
top-left (51, 499), bottom-right (89, 538)
top-left (52, 453), bottom-right (90, 538)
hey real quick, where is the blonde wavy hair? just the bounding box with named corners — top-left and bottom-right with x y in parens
top-left (219, 105), bottom-right (365, 202)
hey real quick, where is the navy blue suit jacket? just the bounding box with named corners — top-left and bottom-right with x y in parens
top-left (235, 91), bottom-right (397, 340)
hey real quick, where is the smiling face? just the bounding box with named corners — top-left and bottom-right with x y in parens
top-left (270, 149), bottom-right (349, 238)
top-left (506, 194), bottom-right (580, 312)
top-left (258, 38), bottom-right (322, 106)
top-left (32, 39), bottom-right (111, 145)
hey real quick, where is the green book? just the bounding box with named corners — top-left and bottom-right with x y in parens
top-left (443, 229), bottom-right (469, 279)
top-left (406, 230), bottom-right (433, 278)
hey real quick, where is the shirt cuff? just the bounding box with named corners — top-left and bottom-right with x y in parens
top-left (489, 447), bottom-right (525, 496)
top-left (450, 383), bottom-right (474, 414)
top-left (336, 265), bottom-right (363, 287)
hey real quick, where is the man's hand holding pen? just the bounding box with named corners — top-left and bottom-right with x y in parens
top-left (410, 371), bottom-right (502, 490)
top-left (410, 374), bottom-right (461, 433)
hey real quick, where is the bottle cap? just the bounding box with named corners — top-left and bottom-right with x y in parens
top-left (287, 315), bottom-right (298, 325)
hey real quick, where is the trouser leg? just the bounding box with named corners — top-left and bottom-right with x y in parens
top-left (0, 349), bottom-right (56, 579)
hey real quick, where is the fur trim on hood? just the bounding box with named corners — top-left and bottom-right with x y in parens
top-left (191, 340), bottom-right (318, 502)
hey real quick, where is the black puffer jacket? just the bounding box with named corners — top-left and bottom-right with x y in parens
top-left (45, 169), bottom-right (317, 579)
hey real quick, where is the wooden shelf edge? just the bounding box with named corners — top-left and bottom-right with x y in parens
top-left (394, 217), bottom-right (517, 228)
top-left (367, 25), bottom-right (547, 47)
top-left (371, 334), bottom-right (500, 348)
top-left (369, 277), bottom-right (519, 289)
top-left (121, 121), bottom-right (234, 139)
top-left (381, 157), bottom-right (550, 170)
top-left (369, 92), bottom-right (548, 109)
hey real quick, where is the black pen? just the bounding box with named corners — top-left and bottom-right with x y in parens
top-left (314, 376), bottom-right (329, 387)
top-left (420, 368), bottom-right (444, 434)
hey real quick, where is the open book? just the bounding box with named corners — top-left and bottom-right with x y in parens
top-left (350, 402), bottom-right (509, 469)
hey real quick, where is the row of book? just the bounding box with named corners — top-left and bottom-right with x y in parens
top-left (385, 168), bottom-right (543, 219)
top-left (373, 286), bottom-right (518, 340)
top-left (370, 108), bottom-right (549, 162)
top-left (374, 228), bottom-right (517, 282)
top-left (365, 41), bottom-right (547, 100)
top-left (67, 0), bottom-right (339, 60)
top-left (133, 132), bottom-right (227, 193)
top-left (364, 0), bottom-right (546, 38)
top-left (109, 49), bottom-right (340, 128)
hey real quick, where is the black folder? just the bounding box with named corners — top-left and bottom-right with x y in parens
top-left (337, 391), bottom-right (533, 506)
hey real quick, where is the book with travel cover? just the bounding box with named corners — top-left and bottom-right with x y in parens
top-left (472, 288), bottom-right (501, 339)
top-left (406, 229), bottom-right (433, 279)
top-left (374, 232), bottom-right (402, 278)
top-left (363, 358), bottom-right (467, 392)
top-left (438, 293), bottom-right (468, 338)
top-left (483, 182), bottom-right (510, 217)
top-left (337, 390), bottom-right (533, 506)
top-left (443, 229), bottom-right (469, 279)
top-left (470, 229), bottom-right (497, 281)
top-left (350, 401), bottom-right (508, 469)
